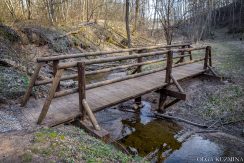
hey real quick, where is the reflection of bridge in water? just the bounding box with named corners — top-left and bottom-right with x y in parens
top-left (119, 117), bottom-right (181, 161)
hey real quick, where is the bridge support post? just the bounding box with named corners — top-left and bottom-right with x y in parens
top-left (53, 60), bottom-right (60, 92)
top-left (37, 69), bottom-right (64, 124)
top-left (134, 50), bottom-right (144, 107)
top-left (165, 50), bottom-right (173, 83)
top-left (158, 89), bottom-right (167, 112)
top-left (188, 45), bottom-right (193, 60)
top-left (21, 62), bottom-right (44, 107)
top-left (204, 46), bottom-right (210, 69)
top-left (77, 62), bottom-right (86, 120)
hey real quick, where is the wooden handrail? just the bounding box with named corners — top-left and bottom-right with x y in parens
top-left (35, 58), bottom-right (166, 86)
top-left (57, 50), bottom-right (169, 69)
top-left (36, 43), bottom-right (191, 62)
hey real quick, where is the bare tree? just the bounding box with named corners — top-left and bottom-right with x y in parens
top-left (125, 0), bottom-right (131, 48)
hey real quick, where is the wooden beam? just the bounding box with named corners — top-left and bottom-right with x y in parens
top-left (173, 46), bottom-right (206, 53)
top-left (134, 49), bottom-right (143, 106)
top-left (170, 74), bottom-right (184, 93)
top-left (57, 50), bottom-right (168, 69)
top-left (175, 45), bottom-right (185, 64)
top-left (204, 46), bottom-right (210, 69)
top-left (77, 62), bottom-right (86, 120)
top-left (188, 45), bottom-right (193, 60)
top-left (21, 63), bottom-right (44, 107)
top-left (75, 119), bottom-right (110, 143)
top-left (164, 99), bottom-right (181, 109)
top-left (158, 89), bottom-right (167, 112)
top-left (165, 51), bottom-right (173, 83)
top-left (36, 43), bottom-right (191, 62)
top-left (162, 89), bottom-right (186, 100)
top-left (53, 60), bottom-right (60, 91)
top-left (37, 69), bottom-right (64, 124)
top-left (34, 58), bottom-right (167, 86)
top-left (207, 65), bottom-right (218, 77)
top-left (208, 46), bottom-right (212, 66)
top-left (173, 58), bottom-right (205, 68)
top-left (82, 99), bottom-right (101, 131)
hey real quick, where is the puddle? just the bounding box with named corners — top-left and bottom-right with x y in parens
top-left (96, 101), bottom-right (229, 162)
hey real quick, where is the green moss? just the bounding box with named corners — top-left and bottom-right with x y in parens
top-left (30, 127), bottom-right (144, 162)
top-left (21, 152), bottom-right (33, 162)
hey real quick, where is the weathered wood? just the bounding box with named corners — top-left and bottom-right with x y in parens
top-left (164, 99), bottom-right (181, 109)
top-left (134, 50), bottom-right (143, 105)
top-left (175, 45), bottom-right (185, 64)
top-left (36, 43), bottom-right (191, 62)
top-left (173, 46), bottom-right (206, 53)
top-left (23, 63), bottom-right (207, 126)
top-left (158, 89), bottom-right (167, 111)
top-left (77, 62), bottom-right (86, 120)
top-left (153, 113), bottom-right (208, 128)
top-left (21, 63), bottom-right (44, 106)
top-left (58, 50), bottom-right (168, 69)
top-left (165, 51), bottom-right (173, 83)
top-left (37, 69), bottom-right (64, 124)
top-left (173, 54), bottom-right (191, 59)
top-left (207, 65), bottom-right (218, 77)
top-left (208, 46), bottom-right (212, 66)
top-left (35, 58), bottom-right (166, 86)
top-left (173, 58), bottom-right (205, 68)
top-left (53, 60), bottom-right (60, 91)
top-left (54, 66), bottom-right (167, 98)
top-left (170, 74), bottom-right (184, 93)
top-left (75, 119), bottom-right (110, 142)
top-left (188, 45), bottom-right (193, 60)
top-left (162, 89), bottom-right (186, 100)
top-left (82, 99), bottom-right (101, 131)
top-left (204, 46), bottom-right (210, 69)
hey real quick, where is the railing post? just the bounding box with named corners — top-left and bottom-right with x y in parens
top-left (204, 46), bottom-right (210, 69)
top-left (21, 62), bottom-right (44, 107)
top-left (165, 50), bottom-right (173, 83)
top-left (135, 49), bottom-right (143, 106)
top-left (77, 62), bottom-right (86, 120)
top-left (188, 45), bottom-right (193, 60)
top-left (53, 60), bottom-right (60, 91)
top-left (179, 45), bottom-right (185, 63)
top-left (208, 46), bottom-right (212, 67)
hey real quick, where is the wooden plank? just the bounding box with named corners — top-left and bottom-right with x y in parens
top-left (21, 63), bottom-right (44, 106)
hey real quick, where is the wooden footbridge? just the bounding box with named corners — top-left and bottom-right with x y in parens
top-left (21, 43), bottom-right (215, 137)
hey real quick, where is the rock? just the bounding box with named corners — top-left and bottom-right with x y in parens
top-left (127, 147), bottom-right (138, 156)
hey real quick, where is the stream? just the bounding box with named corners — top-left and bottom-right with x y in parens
top-left (88, 72), bottom-right (241, 162)
top-left (95, 101), bottom-right (227, 162)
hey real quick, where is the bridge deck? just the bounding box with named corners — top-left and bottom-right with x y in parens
top-left (22, 63), bottom-right (205, 126)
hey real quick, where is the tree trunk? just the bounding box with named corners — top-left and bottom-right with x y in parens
top-left (125, 0), bottom-right (132, 49)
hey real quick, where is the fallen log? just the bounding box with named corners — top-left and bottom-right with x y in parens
top-left (153, 112), bottom-right (208, 128)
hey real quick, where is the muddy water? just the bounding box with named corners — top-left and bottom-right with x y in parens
top-left (96, 101), bottom-right (227, 162)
